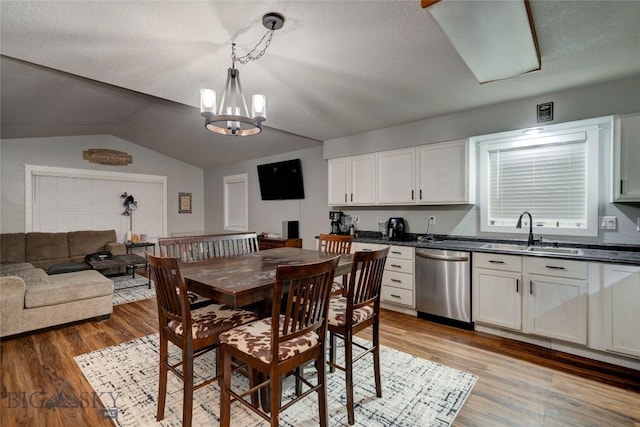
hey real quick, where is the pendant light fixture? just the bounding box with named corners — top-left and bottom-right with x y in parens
top-left (200, 12), bottom-right (285, 136)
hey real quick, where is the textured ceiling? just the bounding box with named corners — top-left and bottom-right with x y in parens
top-left (2, 1), bottom-right (640, 168)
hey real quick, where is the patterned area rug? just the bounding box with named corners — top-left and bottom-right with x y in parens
top-left (75, 333), bottom-right (477, 426)
top-left (112, 276), bottom-right (155, 305)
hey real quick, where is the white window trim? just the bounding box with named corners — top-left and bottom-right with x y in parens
top-left (25, 164), bottom-right (168, 236)
top-left (223, 173), bottom-right (248, 232)
top-left (474, 116), bottom-right (612, 238)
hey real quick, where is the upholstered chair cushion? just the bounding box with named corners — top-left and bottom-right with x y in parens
top-left (168, 304), bottom-right (256, 340)
top-left (219, 316), bottom-right (321, 364)
top-left (327, 296), bottom-right (374, 327)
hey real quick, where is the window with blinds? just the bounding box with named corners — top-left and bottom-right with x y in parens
top-left (478, 119), bottom-right (605, 237)
top-left (26, 165), bottom-right (166, 241)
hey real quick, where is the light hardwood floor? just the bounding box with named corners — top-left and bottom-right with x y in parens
top-left (1, 297), bottom-right (639, 426)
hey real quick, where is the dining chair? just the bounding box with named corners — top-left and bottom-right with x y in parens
top-left (146, 253), bottom-right (257, 427)
top-left (218, 256), bottom-right (341, 427)
top-left (317, 233), bottom-right (353, 295)
top-left (327, 246), bottom-right (389, 425)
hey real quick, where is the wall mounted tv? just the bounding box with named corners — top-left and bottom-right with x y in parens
top-left (257, 158), bottom-right (305, 200)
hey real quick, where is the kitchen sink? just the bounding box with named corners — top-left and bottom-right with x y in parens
top-left (480, 243), bottom-right (529, 251)
top-left (527, 246), bottom-right (583, 255)
top-left (480, 243), bottom-right (583, 256)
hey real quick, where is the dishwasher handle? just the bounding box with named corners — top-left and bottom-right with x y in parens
top-left (415, 251), bottom-right (469, 262)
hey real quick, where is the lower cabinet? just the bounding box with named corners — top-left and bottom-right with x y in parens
top-left (352, 243), bottom-right (415, 311)
top-left (381, 245), bottom-right (414, 308)
top-left (473, 253), bottom-right (588, 345)
top-left (603, 264), bottom-right (640, 358)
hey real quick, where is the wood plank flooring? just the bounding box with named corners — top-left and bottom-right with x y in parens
top-left (1, 298), bottom-right (639, 426)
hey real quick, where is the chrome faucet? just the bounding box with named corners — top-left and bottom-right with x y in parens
top-left (516, 211), bottom-right (535, 246)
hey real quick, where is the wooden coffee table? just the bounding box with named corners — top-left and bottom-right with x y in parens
top-left (86, 254), bottom-right (151, 288)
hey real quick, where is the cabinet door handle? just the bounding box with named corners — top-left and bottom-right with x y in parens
top-left (391, 278), bottom-right (402, 283)
top-left (390, 294), bottom-right (402, 299)
top-left (516, 278), bottom-right (519, 293)
top-left (545, 265), bottom-right (566, 270)
top-left (488, 260), bottom-right (505, 264)
top-left (620, 179), bottom-right (624, 195)
top-left (411, 190), bottom-right (414, 200)
top-left (390, 264), bottom-right (402, 268)
top-left (530, 280), bottom-right (533, 295)
top-left (391, 251), bottom-right (402, 255)
top-left (344, 193), bottom-right (347, 203)
top-left (420, 189), bottom-right (423, 200)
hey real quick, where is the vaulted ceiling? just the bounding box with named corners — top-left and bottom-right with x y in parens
top-left (2, 1), bottom-right (640, 168)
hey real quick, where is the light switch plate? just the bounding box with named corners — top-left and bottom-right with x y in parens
top-left (599, 216), bottom-right (617, 230)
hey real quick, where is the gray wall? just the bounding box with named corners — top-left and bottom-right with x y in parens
top-left (0, 134), bottom-right (204, 236)
top-left (323, 74), bottom-right (640, 245)
top-left (203, 146), bottom-right (327, 250)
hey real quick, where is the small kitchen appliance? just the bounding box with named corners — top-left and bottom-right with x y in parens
top-left (387, 217), bottom-right (406, 240)
top-left (329, 211), bottom-right (344, 234)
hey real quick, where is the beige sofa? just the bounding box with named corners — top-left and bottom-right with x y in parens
top-left (0, 230), bottom-right (125, 338)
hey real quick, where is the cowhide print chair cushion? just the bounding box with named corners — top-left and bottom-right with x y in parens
top-left (168, 304), bottom-right (257, 340)
top-left (327, 296), bottom-right (374, 327)
top-left (219, 316), bottom-right (321, 364)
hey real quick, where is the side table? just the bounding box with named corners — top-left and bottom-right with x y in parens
top-left (125, 241), bottom-right (156, 255)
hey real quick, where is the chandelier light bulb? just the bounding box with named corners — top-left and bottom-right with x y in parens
top-left (200, 89), bottom-right (216, 115)
top-left (251, 94), bottom-right (266, 122)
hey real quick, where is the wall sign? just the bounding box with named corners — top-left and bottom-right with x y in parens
top-left (83, 148), bottom-right (132, 166)
top-left (537, 102), bottom-right (554, 122)
top-left (178, 192), bottom-right (192, 214)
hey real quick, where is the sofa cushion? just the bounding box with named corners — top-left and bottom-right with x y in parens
top-left (24, 270), bottom-right (113, 309)
top-left (0, 233), bottom-right (26, 264)
top-left (11, 268), bottom-right (50, 284)
top-left (0, 262), bottom-right (35, 276)
top-left (68, 230), bottom-right (118, 258)
top-left (25, 233), bottom-right (69, 262)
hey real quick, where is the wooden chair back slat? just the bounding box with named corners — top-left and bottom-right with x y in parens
top-left (147, 253), bottom-right (190, 326)
top-left (317, 233), bottom-right (352, 255)
top-left (271, 256), bottom-right (340, 349)
top-left (348, 247), bottom-right (389, 311)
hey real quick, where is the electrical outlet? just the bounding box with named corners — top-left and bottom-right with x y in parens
top-left (428, 216), bottom-right (436, 225)
top-left (354, 215), bottom-right (360, 223)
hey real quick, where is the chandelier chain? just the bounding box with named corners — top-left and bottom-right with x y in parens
top-left (232, 29), bottom-right (275, 66)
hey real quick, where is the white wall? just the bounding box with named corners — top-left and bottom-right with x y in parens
top-left (203, 146), bottom-right (327, 250)
top-left (0, 134), bottom-right (204, 237)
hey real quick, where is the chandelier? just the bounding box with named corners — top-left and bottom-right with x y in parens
top-left (200, 12), bottom-right (285, 136)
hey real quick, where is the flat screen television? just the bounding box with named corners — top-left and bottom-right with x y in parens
top-left (257, 158), bottom-right (305, 200)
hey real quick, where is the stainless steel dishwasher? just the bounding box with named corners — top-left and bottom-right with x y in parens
top-left (415, 248), bottom-right (473, 330)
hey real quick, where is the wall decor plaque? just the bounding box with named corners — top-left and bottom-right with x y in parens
top-left (537, 102), bottom-right (554, 123)
top-left (179, 192), bottom-right (192, 214)
top-left (83, 149), bottom-right (132, 166)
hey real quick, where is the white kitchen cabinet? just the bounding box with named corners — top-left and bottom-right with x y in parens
top-left (473, 253), bottom-right (588, 345)
top-left (603, 264), bottom-right (640, 358)
top-left (473, 253), bottom-right (523, 330)
top-left (381, 245), bottom-right (415, 308)
top-left (613, 112), bottom-right (640, 201)
top-left (416, 139), bottom-right (475, 204)
top-left (376, 148), bottom-right (416, 204)
top-left (327, 154), bottom-right (376, 205)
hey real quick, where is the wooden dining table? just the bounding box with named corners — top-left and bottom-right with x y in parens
top-left (181, 247), bottom-right (353, 308)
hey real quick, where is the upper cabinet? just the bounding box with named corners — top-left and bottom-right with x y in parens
top-left (329, 139), bottom-right (476, 206)
top-left (613, 112), bottom-right (640, 202)
top-left (327, 154), bottom-right (376, 206)
top-left (377, 148), bottom-right (416, 204)
top-left (417, 139), bottom-right (475, 204)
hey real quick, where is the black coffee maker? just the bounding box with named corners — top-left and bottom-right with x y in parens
top-left (329, 211), bottom-right (344, 234)
top-left (387, 217), bottom-right (406, 240)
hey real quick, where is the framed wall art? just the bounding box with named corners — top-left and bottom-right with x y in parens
top-left (178, 192), bottom-right (192, 214)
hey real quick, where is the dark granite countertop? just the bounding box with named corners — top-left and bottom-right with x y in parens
top-left (351, 232), bottom-right (640, 266)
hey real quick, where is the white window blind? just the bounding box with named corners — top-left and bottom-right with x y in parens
top-left (477, 117), bottom-right (607, 238)
top-left (488, 138), bottom-right (586, 228)
top-left (27, 165), bottom-right (166, 242)
top-left (224, 174), bottom-right (248, 232)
